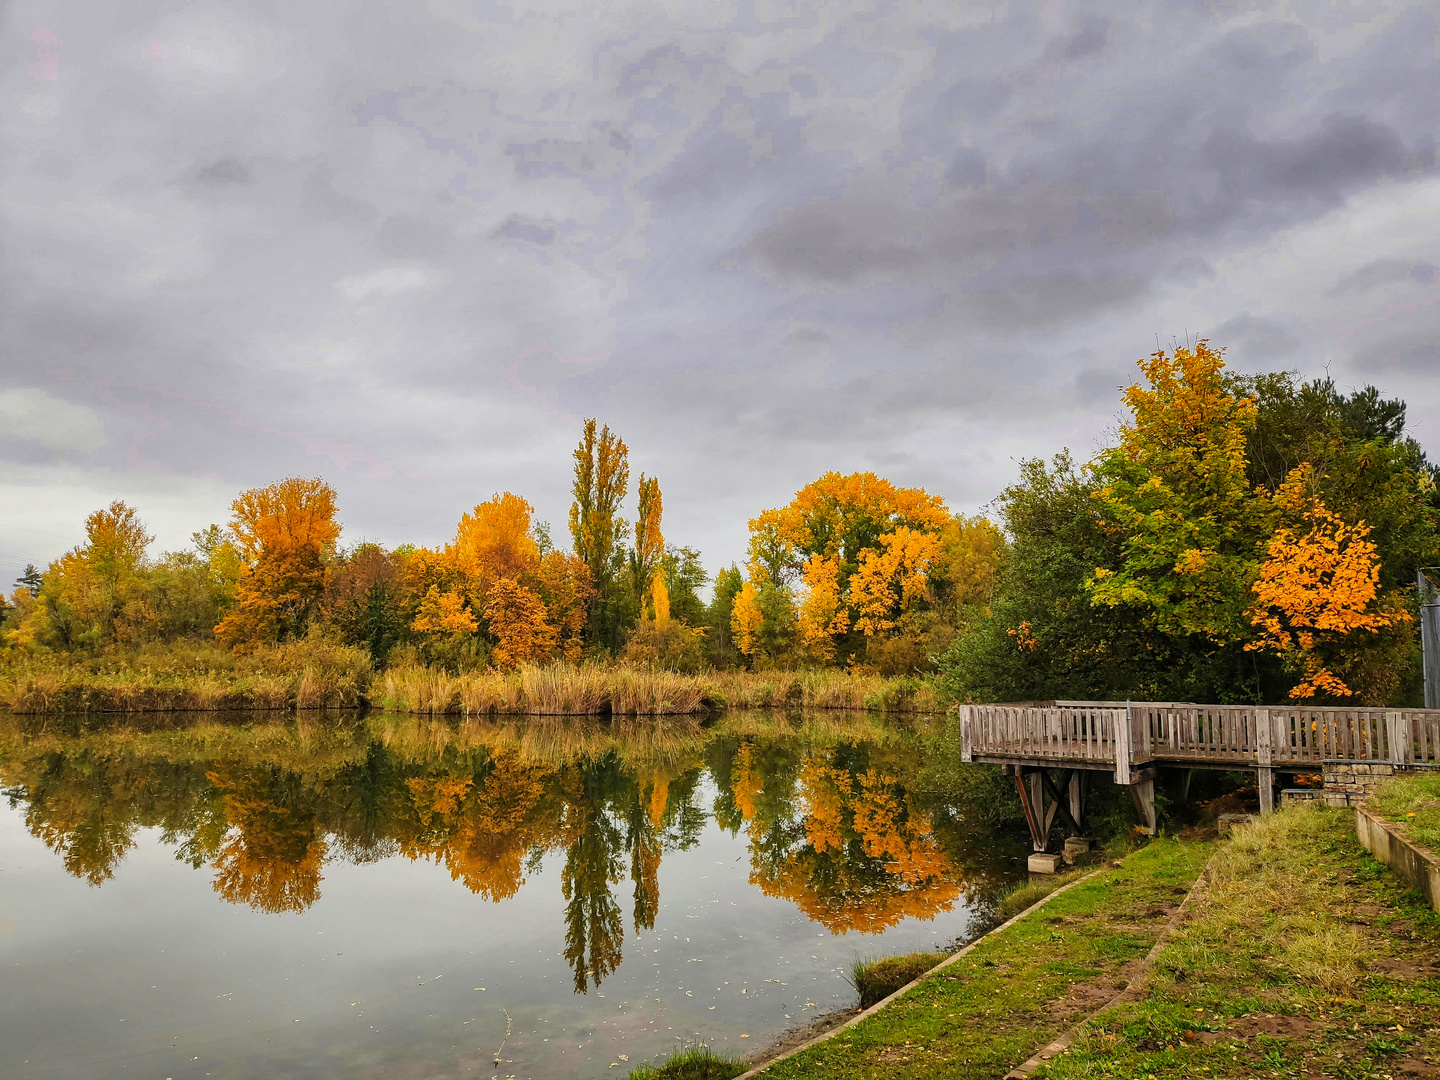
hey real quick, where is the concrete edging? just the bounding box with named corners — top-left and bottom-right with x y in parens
top-left (1355, 806), bottom-right (1440, 912)
top-left (731, 862), bottom-right (1112, 1080)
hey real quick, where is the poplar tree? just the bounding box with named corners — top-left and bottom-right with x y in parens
top-left (568, 419), bottom-right (629, 642)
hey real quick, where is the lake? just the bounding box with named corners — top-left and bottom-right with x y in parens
top-left (0, 710), bottom-right (1025, 1079)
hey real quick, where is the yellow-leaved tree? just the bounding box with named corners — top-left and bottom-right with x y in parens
top-left (730, 581), bottom-right (762, 660)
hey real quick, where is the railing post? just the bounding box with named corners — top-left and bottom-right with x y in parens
top-left (1113, 707), bottom-right (1132, 785)
top-left (961, 706), bottom-right (973, 763)
top-left (1386, 710), bottom-right (1408, 765)
top-left (1256, 708), bottom-right (1272, 767)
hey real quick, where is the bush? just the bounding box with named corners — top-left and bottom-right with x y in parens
top-left (622, 620), bottom-right (707, 674)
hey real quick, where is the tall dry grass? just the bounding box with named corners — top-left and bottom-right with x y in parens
top-left (1184, 804), bottom-right (1366, 994)
top-left (3, 644), bottom-right (944, 719)
top-left (0, 640), bottom-right (370, 713)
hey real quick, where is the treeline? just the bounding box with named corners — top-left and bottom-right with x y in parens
top-left (4, 341), bottom-right (1438, 706)
top-left (0, 419), bottom-right (997, 679)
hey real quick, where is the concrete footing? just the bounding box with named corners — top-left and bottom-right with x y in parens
top-left (1028, 852), bottom-right (1064, 874)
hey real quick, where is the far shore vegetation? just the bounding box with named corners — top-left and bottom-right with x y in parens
top-left (4, 341), bottom-right (1438, 715)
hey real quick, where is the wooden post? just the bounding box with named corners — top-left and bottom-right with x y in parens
top-left (1068, 770), bottom-right (1086, 831)
top-left (1386, 710), bottom-right (1408, 765)
top-left (1258, 767), bottom-right (1275, 813)
top-left (1129, 774), bottom-right (1157, 834)
top-left (1179, 768), bottom-right (1194, 805)
top-left (961, 705), bottom-right (973, 763)
top-left (1113, 708), bottom-right (1132, 786)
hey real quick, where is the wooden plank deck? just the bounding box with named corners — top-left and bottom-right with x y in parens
top-left (961, 700), bottom-right (1440, 774)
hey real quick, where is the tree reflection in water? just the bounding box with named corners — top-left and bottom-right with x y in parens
top-left (0, 713), bottom-right (1013, 992)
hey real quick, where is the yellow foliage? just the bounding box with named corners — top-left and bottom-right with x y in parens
top-left (849, 528), bottom-right (941, 637)
top-left (451, 492), bottom-right (540, 585)
top-left (746, 471), bottom-right (949, 580)
top-left (1247, 501), bottom-right (1411, 699)
top-left (730, 581), bottom-right (763, 657)
top-left (411, 586), bottom-right (479, 636)
top-left (484, 577), bottom-right (557, 666)
top-left (796, 554), bottom-right (849, 662)
top-left (650, 575), bottom-right (670, 623)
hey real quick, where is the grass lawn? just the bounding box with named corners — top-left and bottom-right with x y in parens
top-left (754, 836), bottom-right (1213, 1079)
top-left (1036, 804), bottom-right (1440, 1079)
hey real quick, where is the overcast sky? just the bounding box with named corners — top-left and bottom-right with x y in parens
top-left (4, 1), bottom-right (1438, 584)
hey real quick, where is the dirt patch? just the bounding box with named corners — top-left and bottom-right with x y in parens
top-left (1048, 979), bottom-right (1120, 1022)
top-left (1228, 1013), bottom-right (1323, 1039)
top-left (1371, 956), bottom-right (1438, 979)
top-left (1397, 1055), bottom-right (1440, 1077)
top-left (745, 1007), bottom-right (861, 1067)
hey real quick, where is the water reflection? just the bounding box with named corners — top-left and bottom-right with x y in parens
top-left (0, 712), bottom-right (1016, 995)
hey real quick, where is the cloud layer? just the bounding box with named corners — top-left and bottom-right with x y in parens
top-left (3, 1), bottom-right (1439, 579)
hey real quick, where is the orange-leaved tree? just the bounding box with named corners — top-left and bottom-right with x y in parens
top-left (1246, 468), bottom-right (1412, 700)
top-left (743, 472), bottom-right (953, 665)
top-left (215, 478), bottom-right (339, 649)
top-left (406, 492), bottom-right (594, 666)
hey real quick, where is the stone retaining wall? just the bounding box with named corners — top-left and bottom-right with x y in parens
top-left (1322, 760), bottom-right (1440, 808)
top-left (1355, 806), bottom-right (1440, 913)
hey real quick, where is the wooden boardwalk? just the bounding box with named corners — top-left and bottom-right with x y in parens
top-left (959, 700), bottom-right (1440, 851)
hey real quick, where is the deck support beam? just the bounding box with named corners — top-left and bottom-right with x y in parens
top-left (1012, 767), bottom-right (1086, 851)
top-left (1257, 767), bottom-right (1275, 814)
top-left (1128, 770), bottom-right (1157, 835)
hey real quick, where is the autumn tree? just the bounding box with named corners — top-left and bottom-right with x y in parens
top-left (1247, 483), bottom-right (1411, 702)
top-left (215, 478), bottom-right (340, 649)
top-left (20, 501), bottom-right (154, 649)
top-left (404, 492), bottom-right (595, 668)
top-left (569, 420), bottom-right (629, 644)
top-left (630, 474), bottom-right (664, 618)
top-left (1087, 341), bottom-right (1266, 644)
top-left (730, 581), bottom-right (762, 661)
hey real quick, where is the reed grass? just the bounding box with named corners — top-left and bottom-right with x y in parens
top-left (0, 640), bottom-right (370, 713)
top-left (3, 647), bottom-right (943, 718)
top-left (848, 951), bottom-right (950, 1008)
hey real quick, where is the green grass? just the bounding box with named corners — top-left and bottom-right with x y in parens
top-left (626, 1045), bottom-right (749, 1079)
top-left (991, 867), bottom-right (1090, 924)
top-left (1370, 770), bottom-right (1440, 851)
top-left (754, 835), bottom-right (1212, 1079)
top-left (1035, 803), bottom-right (1440, 1079)
top-left (851, 952), bottom-right (950, 1008)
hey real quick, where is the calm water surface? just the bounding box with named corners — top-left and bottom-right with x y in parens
top-left (0, 711), bottom-right (1022, 1079)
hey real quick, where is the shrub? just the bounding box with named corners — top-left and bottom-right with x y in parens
top-left (622, 620), bottom-right (707, 674)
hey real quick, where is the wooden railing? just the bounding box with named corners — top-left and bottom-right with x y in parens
top-left (961, 700), bottom-right (1440, 779)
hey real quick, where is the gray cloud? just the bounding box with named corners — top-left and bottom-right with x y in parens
top-left (1331, 258), bottom-right (1438, 294)
top-left (2, 0), bottom-right (1439, 574)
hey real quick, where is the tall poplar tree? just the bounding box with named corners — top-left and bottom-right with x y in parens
top-left (630, 474), bottom-right (664, 617)
top-left (568, 419), bottom-right (629, 644)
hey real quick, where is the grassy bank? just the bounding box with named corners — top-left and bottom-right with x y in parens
top-left (731, 836), bottom-right (1211, 1079)
top-left (743, 805), bottom-right (1440, 1080)
top-left (1038, 803), bottom-right (1440, 1079)
top-left (1, 647), bottom-right (944, 716)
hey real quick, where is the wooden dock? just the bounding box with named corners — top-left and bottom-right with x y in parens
top-left (960, 701), bottom-right (1440, 851)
